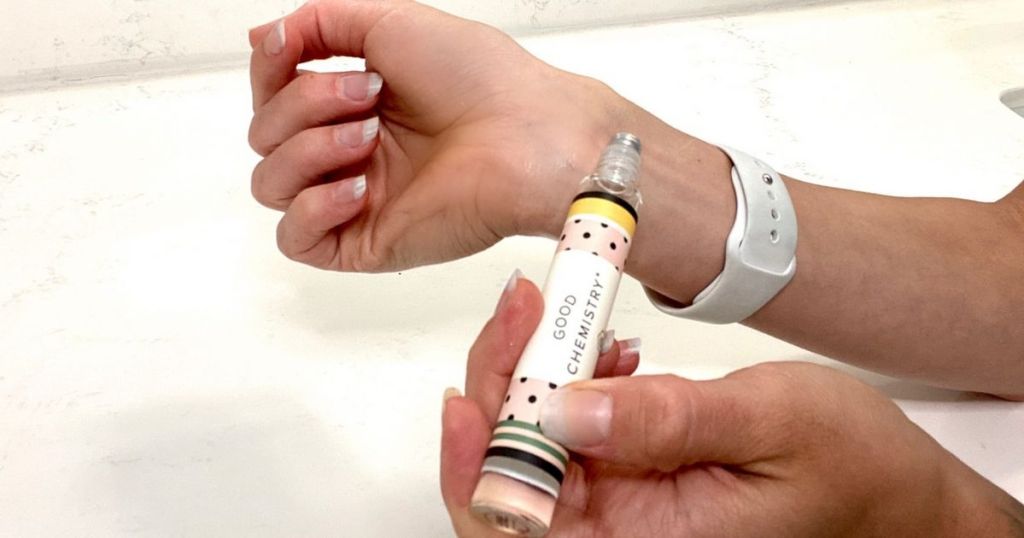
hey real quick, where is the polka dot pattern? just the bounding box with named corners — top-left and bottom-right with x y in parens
top-left (497, 377), bottom-right (559, 428)
top-left (555, 216), bottom-right (631, 271)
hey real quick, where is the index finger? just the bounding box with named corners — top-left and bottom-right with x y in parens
top-left (465, 276), bottom-right (545, 419)
top-left (248, 1), bottom-right (395, 109)
top-left (465, 276), bottom-right (631, 421)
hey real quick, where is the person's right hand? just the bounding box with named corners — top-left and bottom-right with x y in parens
top-left (247, 0), bottom-right (629, 272)
top-left (442, 278), bottom-right (1024, 536)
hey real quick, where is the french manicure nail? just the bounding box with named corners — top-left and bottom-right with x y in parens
top-left (352, 175), bottom-right (367, 199)
top-left (339, 72), bottom-right (383, 101)
top-left (442, 386), bottom-right (462, 417)
top-left (366, 73), bottom-right (383, 99)
top-left (335, 118), bottom-right (378, 147)
top-left (361, 117), bottom-right (379, 144)
top-left (494, 269), bottom-right (523, 315)
top-left (334, 175), bottom-right (367, 204)
top-left (599, 330), bottom-right (616, 354)
top-left (539, 389), bottom-right (612, 448)
top-left (443, 386), bottom-right (462, 405)
top-left (620, 337), bottom-right (642, 355)
top-left (263, 19), bottom-right (286, 56)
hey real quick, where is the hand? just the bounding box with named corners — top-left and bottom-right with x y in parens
top-left (442, 277), bottom-right (1024, 537)
top-left (247, 1), bottom-right (624, 271)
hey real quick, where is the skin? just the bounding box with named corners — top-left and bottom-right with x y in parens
top-left (247, 1), bottom-right (1024, 398)
top-left (442, 277), bottom-right (1024, 537)
top-left (245, 0), bottom-right (1024, 534)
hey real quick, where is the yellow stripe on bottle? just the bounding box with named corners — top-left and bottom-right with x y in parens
top-left (568, 197), bottom-right (636, 237)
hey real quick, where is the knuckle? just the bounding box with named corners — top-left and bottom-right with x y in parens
top-left (250, 161), bottom-right (281, 209)
top-left (247, 116), bottom-right (274, 156)
top-left (735, 360), bottom-right (792, 379)
top-left (251, 158), bottom-right (294, 211)
top-left (295, 72), bottom-right (323, 98)
top-left (730, 362), bottom-right (806, 401)
top-left (729, 363), bottom-right (846, 452)
top-left (275, 217), bottom-right (302, 262)
top-left (347, 241), bottom-right (382, 273)
top-left (250, 162), bottom-right (266, 202)
top-left (639, 375), bottom-right (692, 471)
top-left (275, 189), bottom-right (329, 266)
top-left (739, 362), bottom-right (832, 403)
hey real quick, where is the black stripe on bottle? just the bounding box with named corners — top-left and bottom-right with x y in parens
top-left (572, 191), bottom-right (639, 222)
top-left (483, 446), bottom-right (565, 484)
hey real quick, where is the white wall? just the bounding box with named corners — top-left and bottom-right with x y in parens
top-left (1, 0), bottom-right (847, 90)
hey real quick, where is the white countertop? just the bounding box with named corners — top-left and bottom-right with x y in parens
top-left (2, 1), bottom-right (1022, 536)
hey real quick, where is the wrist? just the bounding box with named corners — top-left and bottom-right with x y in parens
top-left (933, 455), bottom-right (1024, 537)
top-left (615, 107), bottom-right (736, 304)
top-left (506, 74), bottom-right (621, 239)
top-left (514, 79), bottom-right (738, 304)
top-left (863, 441), bottom-right (1019, 538)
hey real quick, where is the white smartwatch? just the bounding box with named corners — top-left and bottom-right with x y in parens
top-left (644, 146), bottom-right (797, 324)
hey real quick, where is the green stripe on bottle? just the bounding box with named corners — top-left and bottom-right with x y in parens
top-left (496, 419), bottom-right (542, 433)
top-left (492, 433), bottom-right (568, 467)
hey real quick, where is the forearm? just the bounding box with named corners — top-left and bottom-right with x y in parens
top-left (750, 181), bottom-right (1024, 396)
top-left (599, 101), bottom-right (1024, 396)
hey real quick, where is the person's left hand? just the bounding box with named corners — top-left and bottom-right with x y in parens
top-left (246, 1), bottom-right (631, 272)
top-left (441, 276), bottom-right (1024, 537)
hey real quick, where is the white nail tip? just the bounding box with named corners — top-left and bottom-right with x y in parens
top-left (620, 337), bottom-right (642, 354)
top-left (352, 176), bottom-right (367, 199)
top-left (264, 19), bottom-right (286, 55)
top-left (599, 330), bottom-right (616, 354)
top-left (362, 117), bottom-right (380, 144)
top-left (538, 391), bottom-right (567, 439)
top-left (274, 19), bottom-right (286, 44)
top-left (443, 386), bottom-right (462, 404)
top-left (366, 73), bottom-right (384, 99)
top-left (505, 268), bottom-right (524, 294)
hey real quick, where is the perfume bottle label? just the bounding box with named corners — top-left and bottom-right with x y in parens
top-left (482, 192), bottom-right (636, 497)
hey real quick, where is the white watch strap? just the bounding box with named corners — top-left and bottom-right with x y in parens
top-left (644, 146), bottom-right (797, 324)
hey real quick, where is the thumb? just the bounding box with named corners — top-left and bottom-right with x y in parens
top-left (537, 374), bottom-right (783, 472)
top-left (250, 1), bottom-right (395, 61)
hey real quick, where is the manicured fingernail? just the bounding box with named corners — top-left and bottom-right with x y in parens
top-left (263, 19), bottom-right (286, 56)
top-left (599, 330), bottom-right (616, 354)
top-left (334, 175), bottom-right (367, 204)
top-left (539, 388), bottom-right (612, 448)
top-left (494, 269), bottom-right (523, 315)
top-left (443, 386), bottom-right (462, 409)
top-left (335, 118), bottom-right (378, 147)
top-left (366, 73), bottom-right (383, 99)
top-left (620, 337), bottom-right (642, 356)
top-left (352, 175), bottom-right (367, 199)
top-left (362, 117), bottom-right (379, 144)
top-left (338, 72), bottom-right (384, 101)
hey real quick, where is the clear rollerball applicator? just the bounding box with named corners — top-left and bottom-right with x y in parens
top-left (470, 133), bottom-right (642, 536)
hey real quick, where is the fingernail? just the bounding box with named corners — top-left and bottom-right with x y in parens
top-left (335, 118), bottom-right (379, 147)
top-left (443, 386), bottom-right (462, 408)
top-left (539, 389), bottom-right (612, 448)
top-left (338, 72), bottom-right (384, 101)
top-left (366, 73), bottom-right (384, 99)
top-left (599, 330), bottom-right (616, 354)
top-left (334, 175), bottom-right (367, 204)
top-left (263, 19), bottom-right (286, 56)
top-left (620, 337), bottom-right (642, 356)
top-left (362, 117), bottom-right (379, 144)
top-left (494, 269), bottom-right (523, 315)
